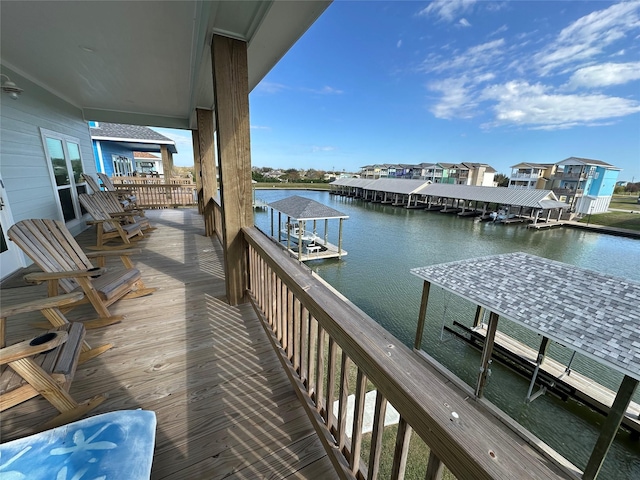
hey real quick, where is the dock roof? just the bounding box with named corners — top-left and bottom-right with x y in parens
top-left (420, 184), bottom-right (568, 209)
top-left (411, 253), bottom-right (640, 381)
top-left (269, 195), bottom-right (348, 221)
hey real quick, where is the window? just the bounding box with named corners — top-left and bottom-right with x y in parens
top-left (41, 129), bottom-right (87, 223)
top-left (112, 155), bottom-right (133, 176)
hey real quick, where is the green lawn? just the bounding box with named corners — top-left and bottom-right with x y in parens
top-left (609, 194), bottom-right (640, 212)
top-left (578, 211), bottom-right (640, 231)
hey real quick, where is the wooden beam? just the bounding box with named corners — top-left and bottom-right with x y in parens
top-left (160, 145), bottom-right (174, 178)
top-left (191, 129), bottom-right (203, 214)
top-left (475, 311), bottom-right (499, 398)
top-left (211, 35), bottom-right (253, 305)
top-left (583, 375), bottom-right (638, 480)
top-left (196, 108), bottom-right (217, 236)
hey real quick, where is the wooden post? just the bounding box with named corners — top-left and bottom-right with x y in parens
top-left (338, 218), bottom-right (344, 259)
top-left (414, 281), bottom-right (431, 350)
top-left (425, 451), bottom-right (444, 480)
top-left (583, 375), bottom-right (638, 480)
top-left (473, 305), bottom-right (484, 328)
top-left (191, 129), bottom-right (203, 214)
top-left (324, 219), bottom-right (328, 246)
top-left (160, 145), bottom-right (174, 179)
top-left (196, 108), bottom-right (217, 236)
top-left (526, 336), bottom-right (550, 401)
top-left (270, 208), bottom-right (274, 238)
top-left (286, 215), bottom-right (290, 251)
top-left (475, 311), bottom-right (499, 398)
top-left (212, 35), bottom-right (253, 306)
top-left (298, 220), bottom-right (303, 261)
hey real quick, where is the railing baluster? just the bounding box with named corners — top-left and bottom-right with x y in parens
top-left (276, 277), bottom-right (283, 344)
top-left (326, 337), bottom-right (337, 431)
top-left (425, 451), bottom-right (444, 480)
top-left (390, 416), bottom-right (411, 480)
top-left (351, 368), bottom-right (367, 474)
top-left (308, 315), bottom-right (318, 397)
top-left (369, 391), bottom-right (389, 480)
top-left (316, 325), bottom-right (326, 413)
top-left (286, 288), bottom-right (294, 360)
top-left (300, 306), bottom-right (309, 385)
top-left (293, 297), bottom-right (301, 373)
top-left (338, 351), bottom-right (350, 451)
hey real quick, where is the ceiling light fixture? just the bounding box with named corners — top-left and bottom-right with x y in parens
top-left (1, 74), bottom-right (23, 100)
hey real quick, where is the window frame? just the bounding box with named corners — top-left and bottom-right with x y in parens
top-left (40, 128), bottom-right (88, 226)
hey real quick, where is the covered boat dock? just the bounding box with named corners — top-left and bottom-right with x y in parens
top-left (268, 195), bottom-right (348, 262)
top-left (411, 252), bottom-right (640, 480)
top-left (331, 178), bottom-right (569, 223)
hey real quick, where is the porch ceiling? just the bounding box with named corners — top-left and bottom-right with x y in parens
top-left (0, 0), bottom-right (331, 129)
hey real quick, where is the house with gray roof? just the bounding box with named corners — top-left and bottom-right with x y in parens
top-left (89, 122), bottom-right (177, 177)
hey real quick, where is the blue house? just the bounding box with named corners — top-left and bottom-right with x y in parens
top-left (89, 122), bottom-right (177, 177)
top-left (551, 157), bottom-right (620, 214)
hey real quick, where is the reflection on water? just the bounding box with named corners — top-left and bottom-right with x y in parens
top-left (254, 189), bottom-right (640, 478)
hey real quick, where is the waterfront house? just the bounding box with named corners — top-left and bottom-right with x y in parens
top-left (508, 163), bottom-right (557, 190)
top-left (89, 122), bottom-right (177, 177)
top-left (0, 2), bottom-right (595, 478)
top-left (548, 157), bottom-right (620, 214)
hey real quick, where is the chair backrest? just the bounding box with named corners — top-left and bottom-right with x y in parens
top-left (78, 193), bottom-right (118, 233)
top-left (81, 174), bottom-right (103, 193)
top-left (8, 219), bottom-right (94, 293)
top-left (95, 191), bottom-right (126, 213)
top-left (97, 173), bottom-right (117, 192)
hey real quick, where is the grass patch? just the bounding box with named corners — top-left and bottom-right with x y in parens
top-left (609, 195), bottom-right (640, 212)
top-left (254, 183), bottom-right (330, 190)
top-left (360, 423), bottom-right (457, 479)
top-left (578, 211), bottom-right (640, 231)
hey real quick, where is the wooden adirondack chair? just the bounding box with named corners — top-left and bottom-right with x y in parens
top-left (97, 172), bottom-right (137, 206)
top-left (82, 173), bottom-right (131, 209)
top-left (79, 193), bottom-right (145, 249)
top-left (1, 292), bottom-right (113, 364)
top-left (8, 219), bottom-right (156, 328)
top-left (88, 192), bottom-right (153, 231)
top-left (0, 321), bottom-right (106, 430)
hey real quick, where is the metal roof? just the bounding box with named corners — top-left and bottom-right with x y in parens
top-left (411, 252), bottom-right (640, 381)
top-left (362, 178), bottom-right (431, 195)
top-left (421, 184), bottom-right (567, 209)
top-left (269, 195), bottom-right (348, 220)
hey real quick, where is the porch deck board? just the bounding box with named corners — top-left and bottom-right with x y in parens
top-left (1, 208), bottom-right (336, 479)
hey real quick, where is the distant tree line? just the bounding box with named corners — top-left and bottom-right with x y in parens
top-left (615, 182), bottom-right (639, 194)
top-left (251, 167), bottom-right (332, 183)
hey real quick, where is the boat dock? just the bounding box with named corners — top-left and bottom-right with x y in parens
top-left (446, 321), bottom-right (640, 435)
top-left (331, 178), bottom-right (570, 226)
top-left (410, 253), bottom-right (640, 478)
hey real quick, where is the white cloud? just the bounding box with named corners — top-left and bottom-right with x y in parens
top-left (256, 81), bottom-right (288, 94)
top-left (489, 24), bottom-right (508, 37)
top-left (311, 145), bottom-right (336, 153)
top-left (303, 86), bottom-right (344, 95)
top-left (458, 18), bottom-right (472, 28)
top-left (428, 77), bottom-right (477, 119)
top-left (397, 39), bottom-right (403, 48)
top-left (567, 62), bottom-right (640, 89)
top-left (425, 38), bottom-right (505, 73)
top-left (534, 2), bottom-right (640, 75)
top-left (481, 81), bottom-right (640, 129)
top-left (251, 125), bottom-right (271, 131)
top-left (418, 0), bottom-right (477, 22)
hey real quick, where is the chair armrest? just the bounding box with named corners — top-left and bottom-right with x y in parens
top-left (1, 331), bottom-right (68, 365)
top-left (86, 249), bottom-right (141, 258)
top-left (0, 292), bottom-right (84, 317)
top-left (109, 212), bottom-right (136, 218)
top-left (24, 268), bottom-right (107, 284)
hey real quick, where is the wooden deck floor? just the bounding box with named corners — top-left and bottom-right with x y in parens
top-left (1, 209), bottom-right (336, 479)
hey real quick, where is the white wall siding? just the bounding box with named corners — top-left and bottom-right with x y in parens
top-left (0, 66), bottom-right (97, 272)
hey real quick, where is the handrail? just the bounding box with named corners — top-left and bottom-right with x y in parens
top-left (243, 226), bottom-right (576, 480)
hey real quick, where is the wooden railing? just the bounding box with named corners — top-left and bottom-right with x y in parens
top-left (243, 226), bottom-right (578, 480)
top-left (111, 181), bottom-right (197, 209)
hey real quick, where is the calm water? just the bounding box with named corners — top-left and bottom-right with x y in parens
top-left (254, 189), bottom-right (640, 479)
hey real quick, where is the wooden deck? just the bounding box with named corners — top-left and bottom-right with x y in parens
top-left (1, 208), bottom-right (336, 479)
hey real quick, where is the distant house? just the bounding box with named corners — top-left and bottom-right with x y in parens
top-left (134, 152), bottom-right (163, 175)
top-left (360, 162), bottom-right (495, 185)
top-left (89, 122), bottom-right (177, 177)
top-left (548, 157), bottom-right (620, 214)
top-left (508, 163), bottom-right (557, 190)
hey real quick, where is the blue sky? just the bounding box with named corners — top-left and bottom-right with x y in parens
top-left (158, 0), bottom-right (640, 181)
